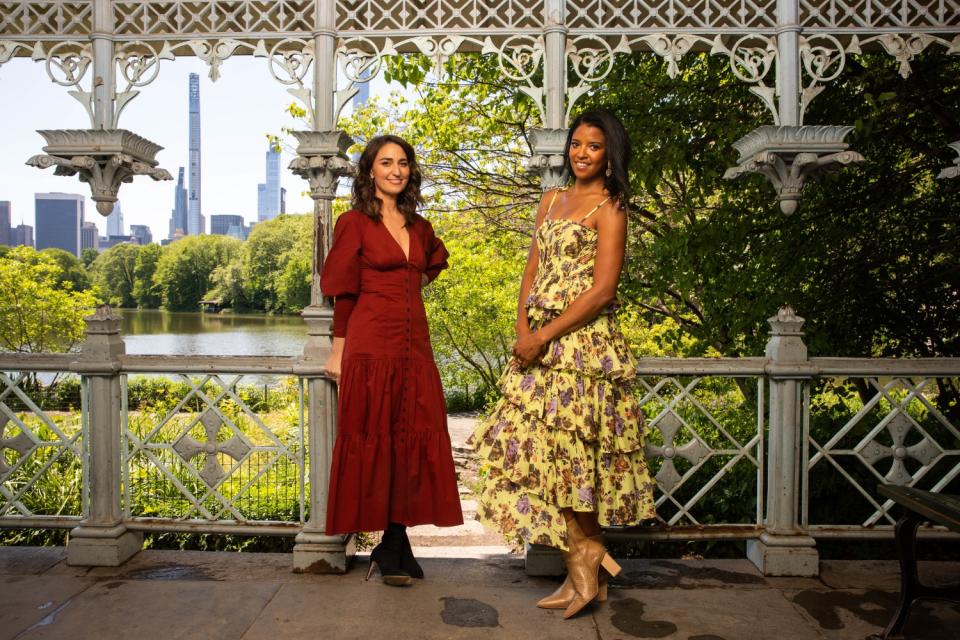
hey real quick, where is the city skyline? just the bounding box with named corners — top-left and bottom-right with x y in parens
top-left (0, 56), bottom-right (373, 244)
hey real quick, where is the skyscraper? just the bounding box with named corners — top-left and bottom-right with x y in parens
top-left (106, 200), bottom-right (124, 236)
top-left (187, 73), bottom-right (203, 235)
top-left (257, 142), bottom-right (281, 222)
top-left (81, 221), bottom-right (99, 252)
top-left (0, 201), bottom-right (10, 246)
top-left (130, 224), bottom-right (153, 246)
top-left (210, 214), bottom-right (247, 240)
top-left (35, 193), bottom-right (84, 256)
top-left (12, 224), bottom-right (33, 248)
top-left (169, 166), bottom-right (188, 238)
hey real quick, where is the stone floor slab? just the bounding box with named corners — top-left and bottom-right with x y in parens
top-left (819, 559), bottom-right (960, 591)
top-left (612, 558), bottom-right (772, 590)
top-left (786, 587), bottom-right (960, 640)
top-left (0, 547), bottom-right (65, 576)
top-left (0, 575), bottom-right (92, 640)
top-left (593, 588), bottom-right (824, 640)
top-left (16, 579), bottom-right (281, 640)
top-left (242, 578), bottom-right (593, 640)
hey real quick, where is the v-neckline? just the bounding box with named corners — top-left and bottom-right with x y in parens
top-left (382, 218), bottom-right (411, 262)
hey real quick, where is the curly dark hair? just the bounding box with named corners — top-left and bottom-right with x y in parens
top-left (563, 108), bottom-right (632, 208)
top-left (351, 135), bottom-right (424, 226)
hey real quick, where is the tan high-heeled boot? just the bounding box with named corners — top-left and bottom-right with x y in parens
top-left (562, 534), bottom-right (621, 619)
top-left (538, 519), bottom-right (612, 609)
top-left (537, 517), bottom-right (585, 609)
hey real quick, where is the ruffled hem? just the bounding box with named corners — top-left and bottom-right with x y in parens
top-left (326, 354), bottom-right (463, 534)
top-left (475, 464), bottom-right (657, 550)
top-left (469, 388), bottom-right (656, 550)
top-left (498, 364), bottom-right (647, 450)
top-left (326, 430), bottom-right (464, 534)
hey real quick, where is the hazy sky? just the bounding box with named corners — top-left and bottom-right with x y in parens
top-left (0, 55), bottom-right (382, 243)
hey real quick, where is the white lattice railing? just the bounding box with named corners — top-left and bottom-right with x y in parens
top-left (3, 346), bottom-right (957, 547)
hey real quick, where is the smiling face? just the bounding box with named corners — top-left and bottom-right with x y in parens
top-left (567, 124), bottom-right (607, 182)
top-left (371, 142), bottom-right (411, 200)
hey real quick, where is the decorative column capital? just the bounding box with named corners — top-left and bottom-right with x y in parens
top-left (724, 125), bottom-right (864, 215)
top-left (81, 304), bottom-right (125, 360)
top-left (26, 129), bottom-right (172, 215)
top-left (765, 305), bottom-right (807, 364)
top-left (527, 127), bottom-right (568, 191)
top-left (288, 130), bottom-right (356, 200)
top-left (937, 141), bottom-right (960, 180)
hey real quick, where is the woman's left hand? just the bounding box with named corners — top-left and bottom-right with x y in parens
top-left (513, 331), bottom-right (547, 367)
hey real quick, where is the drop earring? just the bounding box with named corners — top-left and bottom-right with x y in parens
top-left (605, 164), bottom-right (612, 178)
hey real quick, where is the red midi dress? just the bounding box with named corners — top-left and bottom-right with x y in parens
top-left (320, 209), bottom-right (463, 534)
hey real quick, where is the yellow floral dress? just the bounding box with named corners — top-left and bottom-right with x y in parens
top-left (469, 194), bottom-right (657, 551)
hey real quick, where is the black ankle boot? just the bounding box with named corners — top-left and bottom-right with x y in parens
top-left (395, 524), bottom-right (424, 579)
top-left (366, 523), bottom-right (412, 586)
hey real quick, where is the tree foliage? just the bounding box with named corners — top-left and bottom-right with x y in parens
top-left (0, 246), bottom-right (99, 352)
top-left (153, 235), bottom-right (242, 311)
top-left (205, 214), bottom-right (313, 314)
top-left (331, 50), bottom-right (959, 409)
top-left (132, 243), bottom-right (163, 308)
top-left (92, 243), bottom-right (140, 308)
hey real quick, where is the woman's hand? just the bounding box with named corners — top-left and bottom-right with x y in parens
top-left (324, 337), bottom-right (345, 382)
top-left (512, 331), bottom-right (547, 367)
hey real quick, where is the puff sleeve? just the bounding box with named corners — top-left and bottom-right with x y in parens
top-left (320, 212), bottom-right (362, 338)
top-left (423, 219), bottom-right (450, 284)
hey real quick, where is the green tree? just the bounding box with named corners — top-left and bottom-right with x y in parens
top-left (424, 225), bottom-right (523, 400)
top-left (39, 247), bottom-right (91, 292)
top-left (0, 246), bottom-right (99, 352)
top-left (132, 243), bottom-right (162, 308)
top-left (153, 235), bottom-right (241, 311)
top-left (240, 214), bottom-right (313, 313)
top-left (80, 247), bottom-right (99, 268)
top-left (91, 243), bottom-right (140, 308)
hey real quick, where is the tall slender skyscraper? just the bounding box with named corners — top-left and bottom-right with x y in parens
top-left (187, 73), bottom-right (203, 235)
top-left (257, 142), bottom-right (282, 222)
top-left (106, 200), bottom-right (124, 236)
top-left (168, 167), bottom-right (188, 238)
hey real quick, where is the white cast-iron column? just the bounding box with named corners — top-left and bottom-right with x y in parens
top-left (291, 0), bottom-right (356, 573)
top-left (67, 306), bottom-right (142, 566)
top-left (747, 306), bottom-right (819, 576)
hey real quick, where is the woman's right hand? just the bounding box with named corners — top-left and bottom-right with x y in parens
top-left (323, 351), bottom-right (342, 382)
top-left (324, 337), bottom-right (346, 382)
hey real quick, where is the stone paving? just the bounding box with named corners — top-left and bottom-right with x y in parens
top-left (2, 414), bottom-right (958, 639)
top-left (1, 546), bottom-right (958, 639)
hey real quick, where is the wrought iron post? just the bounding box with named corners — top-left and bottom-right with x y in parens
top-left (291, 0), bottom-right (356, 573)
top-left (724, 0), bottom-right (864, 214)
top-left (747, 306), bottom-right (818, 576)
top-left (67, 305), bottom-right (142, 566)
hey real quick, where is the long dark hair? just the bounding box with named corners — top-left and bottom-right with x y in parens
top-left (352, 134), bottom-right (424, 226)
top-left (563, 108), bottom-right (632, 207)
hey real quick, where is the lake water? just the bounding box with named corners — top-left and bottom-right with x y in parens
top-left (118, 309), bottom-right (309, 357)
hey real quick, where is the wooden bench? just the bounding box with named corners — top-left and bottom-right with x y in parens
top-left (873, 485), bottom-right (960, 639)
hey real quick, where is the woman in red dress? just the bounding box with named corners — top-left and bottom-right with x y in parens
top-left (321, 135), bottom-right (463, 586)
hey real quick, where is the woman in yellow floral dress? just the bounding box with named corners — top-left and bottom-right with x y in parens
top-left (469, 109), bottom-right (656, 618)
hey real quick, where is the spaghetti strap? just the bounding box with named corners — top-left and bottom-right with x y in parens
top-left (579, 196), bottom-right (611, 223)
top-left (545, 188), bottom-right (564, 218)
